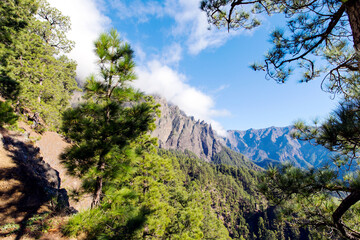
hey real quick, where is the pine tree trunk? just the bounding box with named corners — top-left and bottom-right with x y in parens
top-left (345, 0), bottom-right (360, 52)
top-left (91, 161), bottom-right (106, 208)
top-left (91, 176), bottom-right (103, 208)
top-left (332, 191), bottom-right (360, 239)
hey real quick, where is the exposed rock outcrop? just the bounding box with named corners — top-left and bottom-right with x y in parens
top-left (1, 129), bottom-right (70, 212)
top-left (151, 97), bottom-right (332, 169)
top-left (152, 96), bottom-right (223, 162)
top-left (36, 131), bottom-right (92, 211)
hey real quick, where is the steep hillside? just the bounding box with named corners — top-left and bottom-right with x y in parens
top-left (158, 150), bottom-right (310, 240)
top-left (225, 126), bottom-right (332, 168)
top-left (152, 96), bottom-right (223, 162)
top-left (213, 147), bottom-right (262, 171)
top-left (0, 127), bottom-right (71, 239)
top-left (0, 124), bottom-right (94, 239)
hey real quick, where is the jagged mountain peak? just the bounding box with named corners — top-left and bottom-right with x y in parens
top-left (152, 97), bottom-right (332, 169)
top-left (151, 96), bottom-right (222, 162)
top-left (225, 126), bottom-right (331, 169)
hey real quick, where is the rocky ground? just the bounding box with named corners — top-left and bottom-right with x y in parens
top-left (0, 123), bottom-right (90, 239)
top-left (35, 129), bottom-right (91, 212)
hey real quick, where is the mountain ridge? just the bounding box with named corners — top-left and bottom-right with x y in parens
top-left (152, 96), bottom-right (332, 169)
top-left (151, 96), bottom-right (223, 162)
top-left (225, 126), bottom-right (331, 168)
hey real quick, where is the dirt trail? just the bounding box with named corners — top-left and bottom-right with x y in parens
top-left (0, 128), bottom-right (51, 239)
top-left (0, 124), bottom-right (89, 239)
top-left (35, 130), bottom-right (91, 211)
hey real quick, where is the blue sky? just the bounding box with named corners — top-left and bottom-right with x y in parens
top-left (48, 0), bottom-right (338, 135)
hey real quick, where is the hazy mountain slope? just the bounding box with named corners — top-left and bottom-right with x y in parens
top-left (225, 126), bottom-right (332, 168)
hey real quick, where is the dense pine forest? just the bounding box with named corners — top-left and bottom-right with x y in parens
top-left (1, 0), bottom-right (360, 239)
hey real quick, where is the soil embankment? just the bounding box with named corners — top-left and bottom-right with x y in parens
top-left (0, 124), bottom-right (90, 239)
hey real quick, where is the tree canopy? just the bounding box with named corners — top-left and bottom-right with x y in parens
top-left (0, 0), bottom-right (78, 129)
top-left (201, 0), bottom-right (360, 96)
top-left (201, 0), bottom-right (360, 239)
top-left (61, 29), bottom-right (159, 208)
top-left (0, 0), bottom-right (38, 127)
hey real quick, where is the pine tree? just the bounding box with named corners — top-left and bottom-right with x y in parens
top-left (61, 29), bottom-right (159, 208)
top-left (0, 0), bottom-right (38, 127)
top-left (1, 0), bottom-right (78, 128)
top-left (202, 1), bottom-right (360, 238)
top-left (201, 0), bottom-right (360, 92)
top-left (0, 101), bottom-right (17, 126)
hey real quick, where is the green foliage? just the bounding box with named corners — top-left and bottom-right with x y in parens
top-left (0, 0), bottom-right (37, 45)
top-left (159, 149), bottom-right (307, 240)
top-left (61, 29), bottom-right (159, 208)
top-left (0, 0), bottom-right (38, 100)
top-left (213, 146), bottom-right (261, 170)
top-left (0, 0), bottom-right (78, 128)
top-left (260, 129), bottom-right (360, 239)
top-left (259, 164), bottom-right (338, 204)
top-left (63, 142), bottom-right (308, 239)
top-left (0, 212), bottom-right (55, 237)
top-left (64, 147), bottom-right (229, 239)
top-left (260, 164), bottom-right (359, 238)
top-left (0, 101), bottom-right (18, 126)
top-left (35, 0), bottom-right (74, 53)
top-left (201, 0), bottom-right (360, 94)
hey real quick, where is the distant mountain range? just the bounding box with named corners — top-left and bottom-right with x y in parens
top-left (224, 127), bottom-right (331, 169)
top-left (152, 96), bottom-right (332, 169)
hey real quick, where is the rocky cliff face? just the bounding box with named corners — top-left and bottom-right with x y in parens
top-left (152, 97), bottom-right (223, 162)
top-left (151, 97), bottom-right (332, 168)
top-left (225, 126), bottom-right (331, 168)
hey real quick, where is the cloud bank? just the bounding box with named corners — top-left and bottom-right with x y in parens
top-left (47, 0), bottom-right (110, 81)
top-left (133, 61), bottom-right (229, 136)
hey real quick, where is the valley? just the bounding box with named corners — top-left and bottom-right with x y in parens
top-left (1, 0), bottom-right (359, 239)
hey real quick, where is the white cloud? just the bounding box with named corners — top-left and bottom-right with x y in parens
top-left (109, 0), bottom-right (239, 55)
top-left (47, 0), bottom-right (111, 81)
top-left (133, 60), bottom-right (229, 136)
top-left (46, 0), bottom-right (231, 135)
top-left (165, 0), bottom-right (241, 54)
top-left (133, 44), bottom-right (147, 64)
